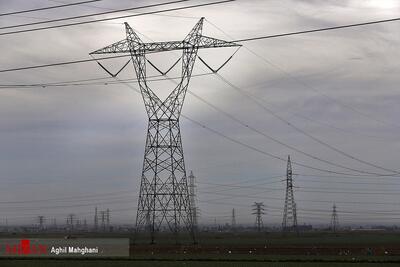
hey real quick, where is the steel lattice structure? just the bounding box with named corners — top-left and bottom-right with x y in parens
top-left (91, 18), bottom-right (240, 243)
top-left (188, 170), bottom-right (198, 232)
top-left (231, 208), bottom-right (236, 231)
top-left (282, 155), bottom-right (298, 232)
top-left (252, 202), bottom-right (265, 232)
top-left (330, 203), bottom-right (339, 233)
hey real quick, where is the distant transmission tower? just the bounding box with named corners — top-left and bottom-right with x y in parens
top-left (188, 171), bottom-right (198, 231)
top-left (67, 214), bottom-right (75, 230)
top-left (330, 204), bottom-right (339, 232)
top-left (100, 211), bottom-right (106, 232)
top-left (106, 208), bottom-right (110, 231)
top-left (94, 207), bottom-right (98, 231)
top-left (282, 155), bottom-right (298, 232)
top-left (231, 208), bottom-right (236, 231)
top-left (37, 216), bottom-right (45, 230)
top-left (91, 17), bottom-right (240, 243)
top-left (252, 202), bottom-right (265, 232)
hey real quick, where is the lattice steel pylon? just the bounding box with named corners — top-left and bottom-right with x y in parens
top-left (252, 202), bottom-right (265, 232)
top-left (188, 170), bottom-right (198, 232)
top-left (231, 208), bottom-right (236, 231)
top-left (90, 18), bottom-right (240, 243)
top-left (282, 155), bottom-right (298, 232)
top-left (330, 203), bottom-right (339, 233)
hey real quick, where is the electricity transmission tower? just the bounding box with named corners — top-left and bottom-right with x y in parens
top-left (282, 155), bottom-right (298, 232)
top-left (67, 214), bottom-right (75, 230)
top-left (100, 211), bottom-right (106, 232)
top-left (330, 204), bottom-right (339, 233)
top-left (106, 208), bottom-right (110, 231)
top-left (94, 206), bottom-right (98, 231)
top-left (91, 17), bottom-right (240, 243)
top-left (231, 208), bottom-right (236, 231)
top-left (252, 202), bottom-right (265, 232)
top-left (37, 216), bottom-right (45, 231)
top-left (188, 171), bottom-right (198, 231)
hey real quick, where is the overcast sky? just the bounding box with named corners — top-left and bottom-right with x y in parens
top-left (0, 0), bottom-right (399, 227)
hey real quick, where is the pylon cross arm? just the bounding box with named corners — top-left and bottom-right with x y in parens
top-left (90, 36), bottom-right (240, 55)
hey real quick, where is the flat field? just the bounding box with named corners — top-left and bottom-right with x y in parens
top-left (1, 231), bottom-right (399, 266)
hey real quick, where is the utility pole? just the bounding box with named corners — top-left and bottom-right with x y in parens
top-left (282, 155), bottom-right (298, 233)
top-left (188, 171), bottom-right (198, 231)
top-left (231, 208), bottom-right (236, 231)
top-left (252, 202), bottom-right (265, 232)
top-left (90, 17), bottom-right (240, 244)
top-left (331, 204), bottom-right (339, 233)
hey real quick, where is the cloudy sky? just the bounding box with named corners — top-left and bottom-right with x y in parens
top-left (0, 0), bottom-right (399, 227)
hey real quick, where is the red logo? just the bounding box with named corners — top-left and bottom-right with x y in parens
top-left (5, 239), bottom-right (47, 255)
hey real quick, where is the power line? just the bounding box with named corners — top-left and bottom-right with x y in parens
top-left (0, 54), bottom-right (127, 73)
top-left (181, 83), bottom-right (392, 177)
top-left (206, 19), bottom-right (400, 131)
top-left (200, 176), bottom-right (400, 187)
top-left (204, 194), bottom-right (400, 207)
top-left (130, 26), bottom-right (364, 180)
top-left (0, 0), bottom-right (190, 31)
top-left (199, 199), bottom-right (400, 216)
top-left (200, 191), bottom-right (400, 206)
top-left (0, 2), bottom-right (233, 74)
top-left (296, 173), bottom-right (400, 180)
top-left (2, 46), bottom-right (396, 175)
top-left (0, 190), bottom-right (134, 204)
top-left (63, 0), bottom-right (201, 20)
top-left (214, 74), bottom-right (400, 175)
top-left (200, 182), bottom-right (400, 195)
top-left (0, 72), bottom-right (212, 89)
top-left (0, 0), bottom-right (102, 17)
top-left (0, 15), bottom-right (396, 180)
top-left (297, 189), bottom-right (400, 196)
top-left (203, 179), bottom-right (400, 194)
top-left (182, 115), bottom-right (394, 177)
top-left (231, 17), bottom-right (400, 42)
top-left (0, 0), bottom-right (234, 36)
top-left (0, 13), bottom-right (396, 73)
top-left (0, 198), bottom-right (135, 212)
top-left (0, 206), bottom-right (136, 221)
top-left (187, 89), bottom-right (390, 176)
top-left (113, 73), bottom-right (379, 177)
top-left (0, 77), bottom-right (396, 178)
top-left (1, 190), bottom-right (399, 219)
top-left (296, 177), bottom-right (400, 186)
top-left (201, 183), bottom-right (400, 195)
